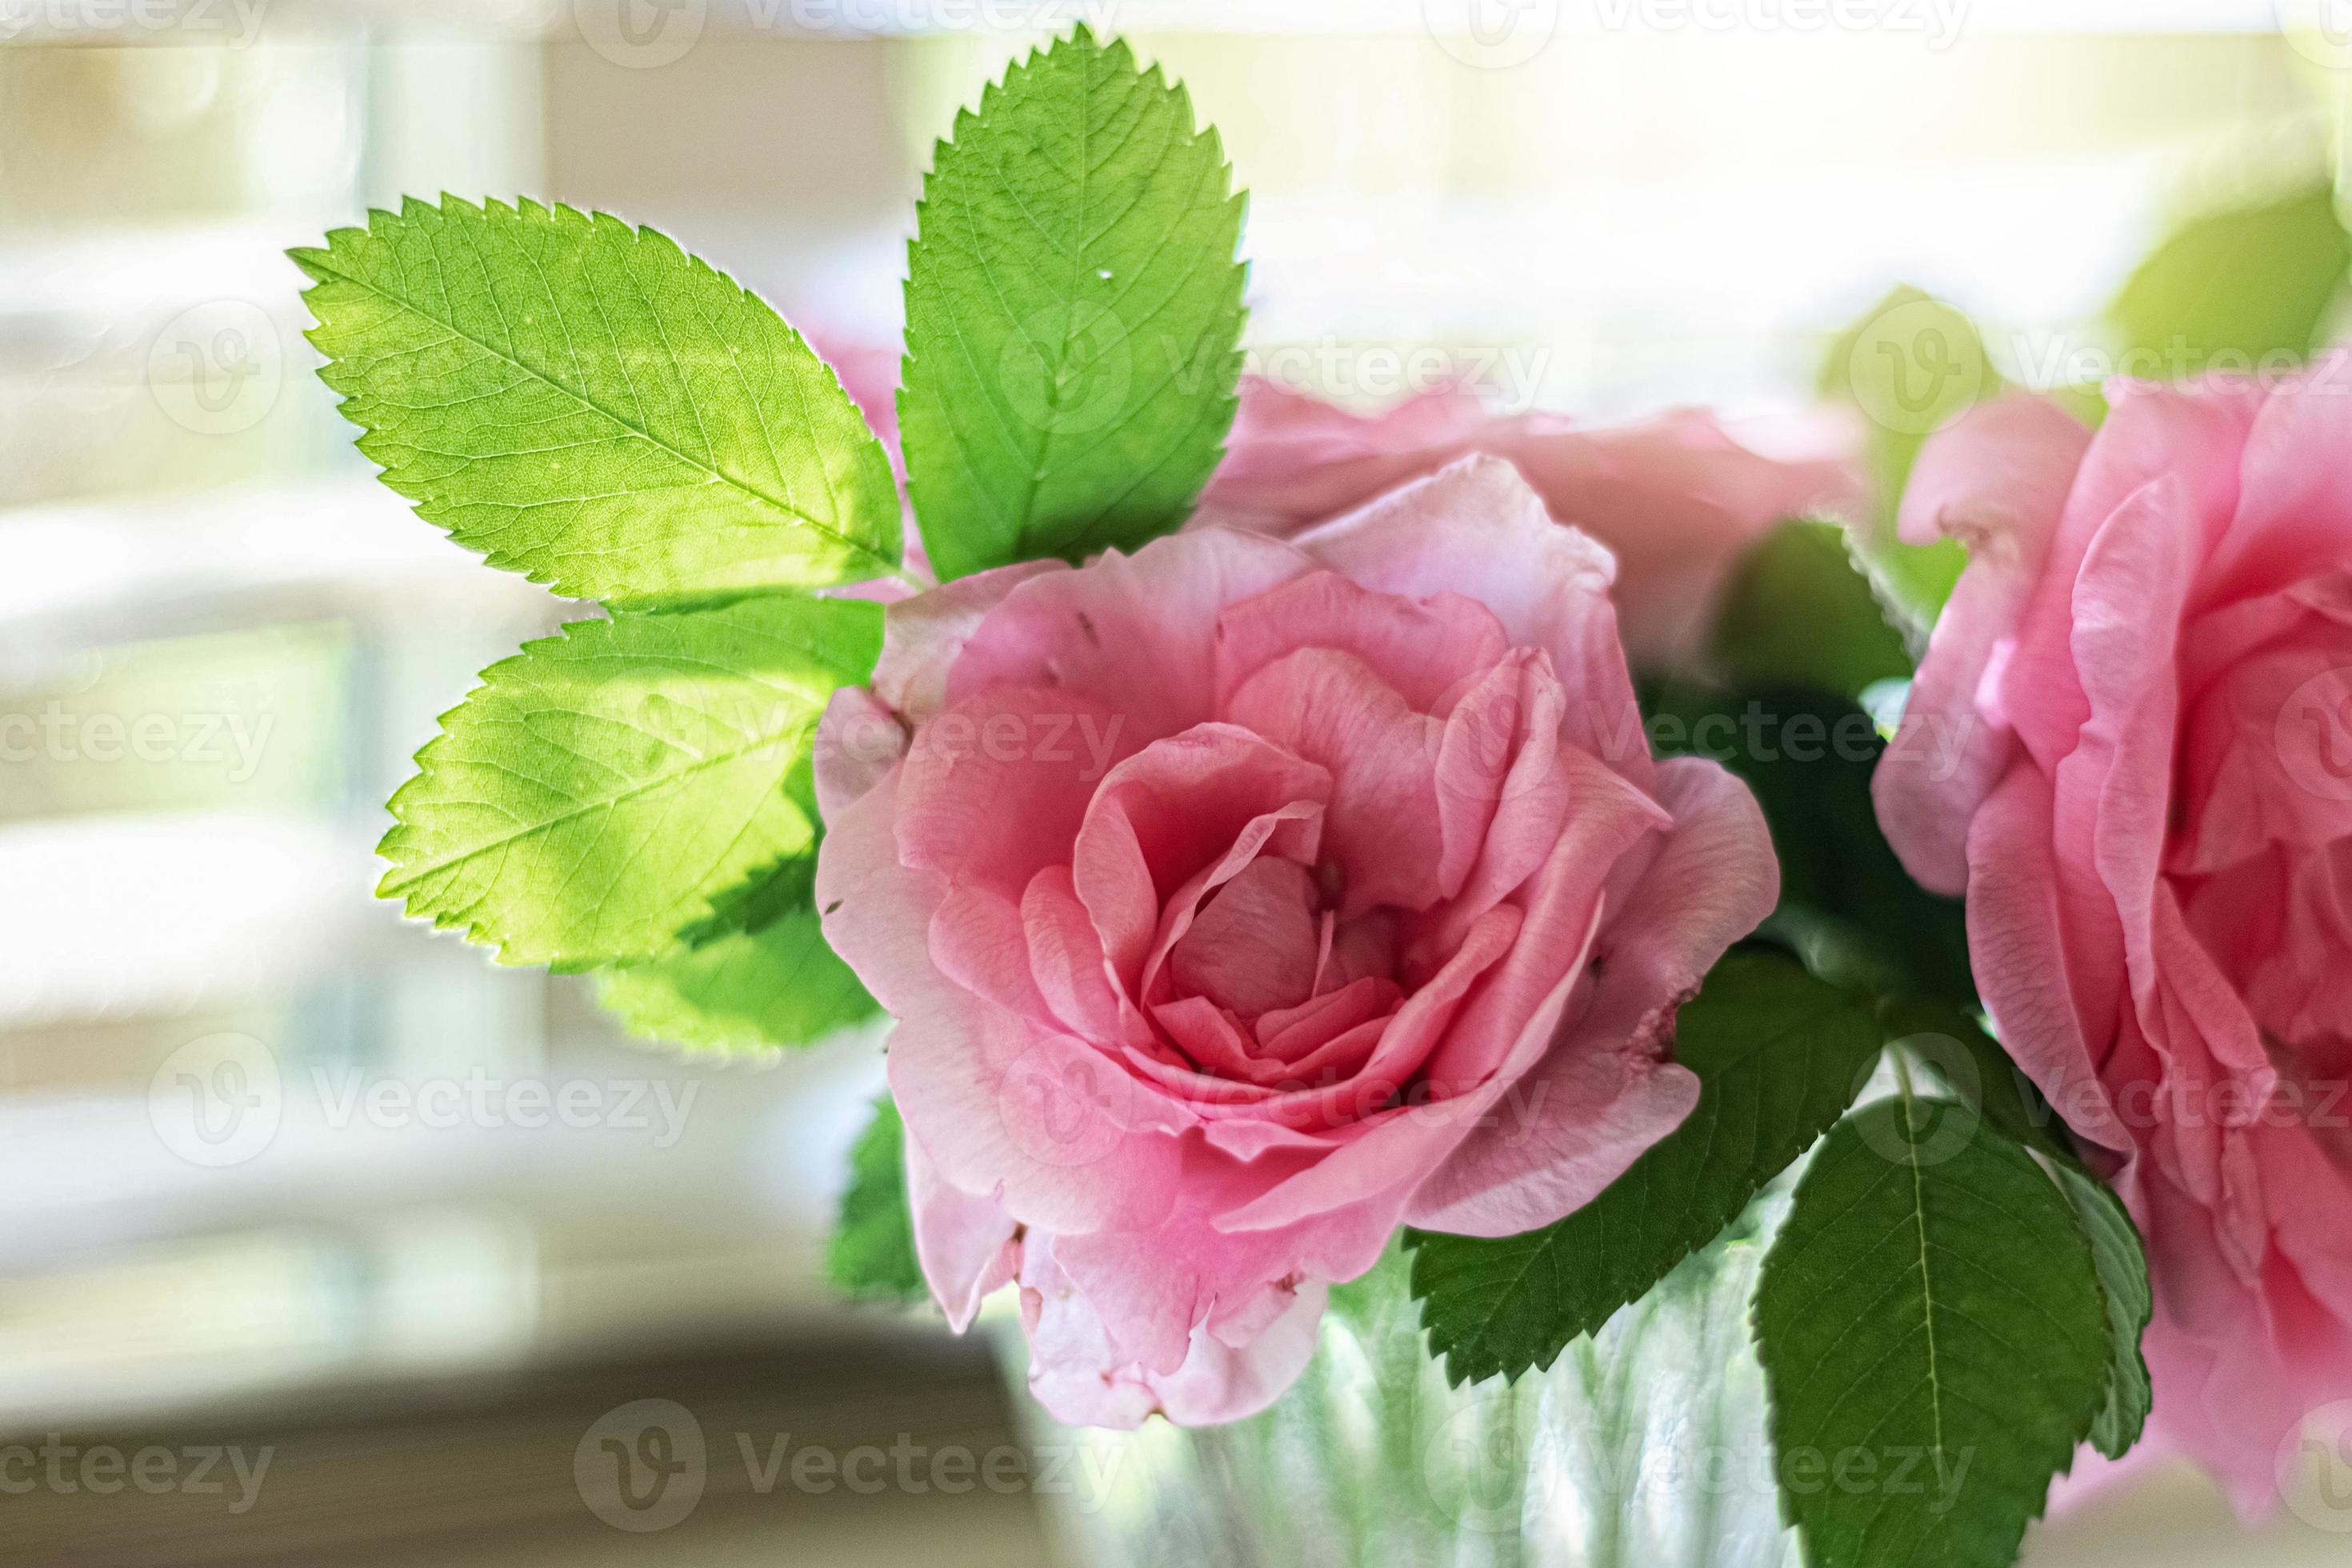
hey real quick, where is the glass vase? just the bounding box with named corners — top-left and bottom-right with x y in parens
top-left (1010, 1195), bottom-right (1800, 1568)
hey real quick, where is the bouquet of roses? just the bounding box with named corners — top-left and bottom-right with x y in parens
top-left (293, 28), bottom-right (2352, 1567)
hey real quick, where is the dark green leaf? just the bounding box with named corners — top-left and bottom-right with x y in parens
top-left (1408, 951), bottom-right (1882, 1387)
top-left (899, 26), bottom-right (1247, 579)
top-left (2050, 1162), bottom-right (2154, 1461)
top-left (1649, 686), bottom-right (1974, 1008)
top-left (1710, 520), bottom-right (1914, 698)
top-left (1877, 997), bottom-right (2070, 1164)
top-left (1880, 1002), bottom-right (2154, 1460)
top-left (1754, 1093), bottom-right (2111, 1568)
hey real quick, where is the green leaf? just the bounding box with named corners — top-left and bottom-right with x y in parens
top-left (1754, 1093), bottom-right (2111, 1568)
top-left (829, 1096), bottom-right (927, 1304)
top-left (2110, 178), bottom-right (2351, 377)
top-left (1710, 521), bottom-right (1914, 698)
top-left (898, 26), bottom-right (1247, 580)
top-left (677, 850), bottom-right (820, 950)
top-left (1818, 286), bottom-right (1999, 626)
top-left (378, 595), bottom-right (881, 966)
top-left (670, 744), bottom-right (831, 950)
top-left (1407, 951), bottom-right (1882, 1388)
top-left (1877, 997), bottom-right (2070, 1164)
top-left (2050, 1162), bottom-right (2154, 1461)
top-left (1649, 686), bottom-right (1974, 1008)
top-left (1878, 999), bottom-right (2153, 1462)
top-left (294, 196), bottom-right (902, 604)
top-left (597, 900), bottom-right (877, 1052)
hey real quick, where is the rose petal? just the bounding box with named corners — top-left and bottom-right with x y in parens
top-left (1022, 865), bottom-right (1142, 1046)
top-left (1963, 766), bottom-right (2130, 1155)
top-left (821, 772), bottom-right (1187, 1234)
top-left (906, 1129), bottom-right (1019, 1332)
top-left (1018, 1232), bottom-right (1333, 1428)
top-left (1875, 394), bottom-right (2092, 893)
top-left (1050, 1154), bottom-right (1394, 1379)
top-left (1224, 648), bottom-right (1447, 915)
top-left (1408, 755), bottom-right (1770, 1234)
top-left (2003, 377), bottom-right (2263, 777)
top-left (950, 527), bottom-right (1313, 744)
top-left (1074, 726), bottom-right (1331, 989)
top-left (875, 558), bottom-right (1064, 720)
top-left (1220, 900), bottom-right (1605, 1237)
top-left (1138, 802), bottom-right (1327, 1006)
top-left (1290, 454), bottom-right (1654, 791)
top-left (2190, 350), bottom-right (2352, 609)
top-left (897, 684), bottom-right (1138, 899)
top-left (1255, 974), bottom-right (1403, 1062)
top-left (814, 686), bottom-right (906, 821)
top-left (1169, 856), bottom-right (1323, 1018)
top-left (1211, 570), bottom-right (1510, 717)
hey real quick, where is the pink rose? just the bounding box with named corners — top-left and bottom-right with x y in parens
top-left (817, 458), bottom-right (1778, 1426)
top-left (1874, 363), bottom-right (2352, 1504)
top-left (1194, 378), bottom-right (1867, 666)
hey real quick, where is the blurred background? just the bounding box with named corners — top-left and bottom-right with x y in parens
top-left (5, 2), bottom-right (2352, 1561)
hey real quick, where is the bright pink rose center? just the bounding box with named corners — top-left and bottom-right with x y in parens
top-left (1072, 574), bottom-right (1566, 1110)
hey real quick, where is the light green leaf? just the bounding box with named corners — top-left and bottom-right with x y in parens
top-left (829, 1096), bottom-right (927, 1304)
top-left (1818, 286), bottom-right (1999, 627)
top-left (294, 196), bottom-right (902, 604)
top-left (1408, 951), bottom-right (1882, 1388)
top-left (2110, 178), bottom-right (2351, 377)
top-left (1754, 1093), bottom-right (2111, 1568)
top-left (598, 898), bottom-right (876, 1053)
top-left (378, 596), bottom-right (881, 966)
top-left (899, 26), bottom-right (1247, 580)
top-left (674, 749), bottom-right (826, 950)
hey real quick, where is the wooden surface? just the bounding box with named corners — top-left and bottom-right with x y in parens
top-left (0, 1324), bottom-right (1059, 1568)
